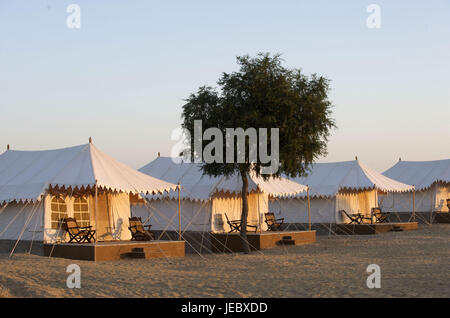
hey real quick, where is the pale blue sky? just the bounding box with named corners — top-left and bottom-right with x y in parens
top-left (1, 0), bottom-right (449, 172)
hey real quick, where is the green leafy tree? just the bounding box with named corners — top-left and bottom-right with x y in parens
top-left (182, 53), bottom-right (335, 253)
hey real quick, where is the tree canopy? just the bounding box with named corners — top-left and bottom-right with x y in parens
top-left (181, 53), bottom-right (335, 253)
top-left (182, 53), bottom-right (335, 179)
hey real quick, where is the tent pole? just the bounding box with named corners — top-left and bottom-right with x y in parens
top-left (106, 193), bottom-right (113, 239)
top-left (373, 191), bottom-right (376, 222)
top-left (412, 186), bottom-right (416, 223)
top-left (94, 181), bottom-right (98, 250)
top-left (178, 184), bottom-right (181, 241)
top-left (258, 192), bottom-right (262, 234)
top-left (429, 183), bottom-right (434, 224)
top-left (307, 187), bottom-right (311, 231)
top-left (375, 190), bottom-right (378, 207)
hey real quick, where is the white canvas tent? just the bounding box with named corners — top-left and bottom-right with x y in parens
top-left (381, 159), bottom-right (450, 213)
top-left (269, 160), bottom-right (414, 224)
top-left (132, 157), bottom-right (308, 233)
top-left (0, 143), bottom-right (178, 243)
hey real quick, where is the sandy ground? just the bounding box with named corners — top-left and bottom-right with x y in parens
top-left (0, 224), bottom-right (449, 298)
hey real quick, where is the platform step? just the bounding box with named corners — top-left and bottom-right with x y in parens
top-left (126, 249), bottom-right (147, 259)
top-left (434, 213), bottom-right (450, 223)
top-left (277, 238), bottom-right (295, 246)
top-left (391, 226), bottom-right (403, 232)
top-left (126, 252), bottom-right (146, 259)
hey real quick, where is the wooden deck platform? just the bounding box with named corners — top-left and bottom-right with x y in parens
top-left (211, 230), bottom-right (316, 253)
top-left (434, 213), bottom-right (450, 223)
top-left (43, 240), bottom-right (185, 261)
top-left (335, 222), bottom-right (418, 235)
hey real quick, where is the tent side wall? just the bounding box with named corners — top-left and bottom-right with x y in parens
top-left (379, 184), bottom-right (449, 213)
top-left (131, 199), bottom-right (212, 232)
top-left (100, 193), bottom-right (132, 241)
top-left (211, 192), bottom-right (269, 233)
top-left (435, 184), bottom-right (450, 212)
top-left (269, 197), bottom-right (335, 223)
top-left (43, 192), bottom-right (132, 243)
top-left (0, 202), bottom-right (45, 241)
top-left (133, 192), bottom-right (270, 234)
top-left (269, 189), bottom-right (378, 224)
top-left (336, 189), bottom-right (377, 222)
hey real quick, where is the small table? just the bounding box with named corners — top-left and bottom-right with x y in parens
top-left (353, 213), bottom-right (373, 224)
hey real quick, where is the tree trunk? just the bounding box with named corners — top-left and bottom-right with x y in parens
top-left (240, 171), bottom-right (251, 254)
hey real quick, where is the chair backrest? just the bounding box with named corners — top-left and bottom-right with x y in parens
top-left (129, 217), bottom-right (145, 233)
top-left (224, 213), bottom-right (231, 224)
top-left (371, 207), bottom-right (382, 217)
top-left (339, 209), bottom-right (352, 220)
top-left (265, 213), bottom-right (276, 225)
top-left (63, 217), bottom-right (80, 235)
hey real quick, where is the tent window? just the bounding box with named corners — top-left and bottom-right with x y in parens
top-left (51, 197), bottom-right (67, 229)
top-left (73, 197), bottom-right (90, 228)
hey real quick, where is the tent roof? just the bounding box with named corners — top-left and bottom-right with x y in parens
top-left (0, 144), bottom-right (178, 204)
top-left (288, 160), bottom-right (414, 198)
top-left (139, 157), bottom-right (308, 201)
top-left (383, 159), bottom-right (450, 191)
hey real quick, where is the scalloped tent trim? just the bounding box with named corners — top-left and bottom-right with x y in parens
top-left (138, 157), bottom-right (308, 202)
top-left (286, 160), bottom-right (414, 199)
top-left (383, 159), bottom-right (450, 191)
top-left (0, 143), bottom-right (179, 205)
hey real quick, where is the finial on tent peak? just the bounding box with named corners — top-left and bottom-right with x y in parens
top-left (7, 144), bottom-right (10, 150)
top-left (89, 137), bottom-right (93, 144)
top-left (158, 152), bottom-right (160, 157)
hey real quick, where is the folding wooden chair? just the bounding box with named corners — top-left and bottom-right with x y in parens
top-left (224, 213), bottom-right (258, 233)
top-left (225, 213), bottom-right (241, 233)
top-left (62, 217), bottom-right (96, 243)
top-left (371, 207), bottom-right (389, 223)
top-left (264, 212), bottom-right (284, 231)
top-left (128, 217), bottom-right (154, 241)
top-left (339, 210), bottom-right (363, 224)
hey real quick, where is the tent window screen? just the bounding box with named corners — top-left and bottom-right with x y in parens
top-left (73, 197), bottom-right (90, 227)
top-left (51, 197), bottom-right (68, 229)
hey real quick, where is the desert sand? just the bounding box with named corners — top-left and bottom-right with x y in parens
top-left (0, 224), bottom-right (449, 298)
